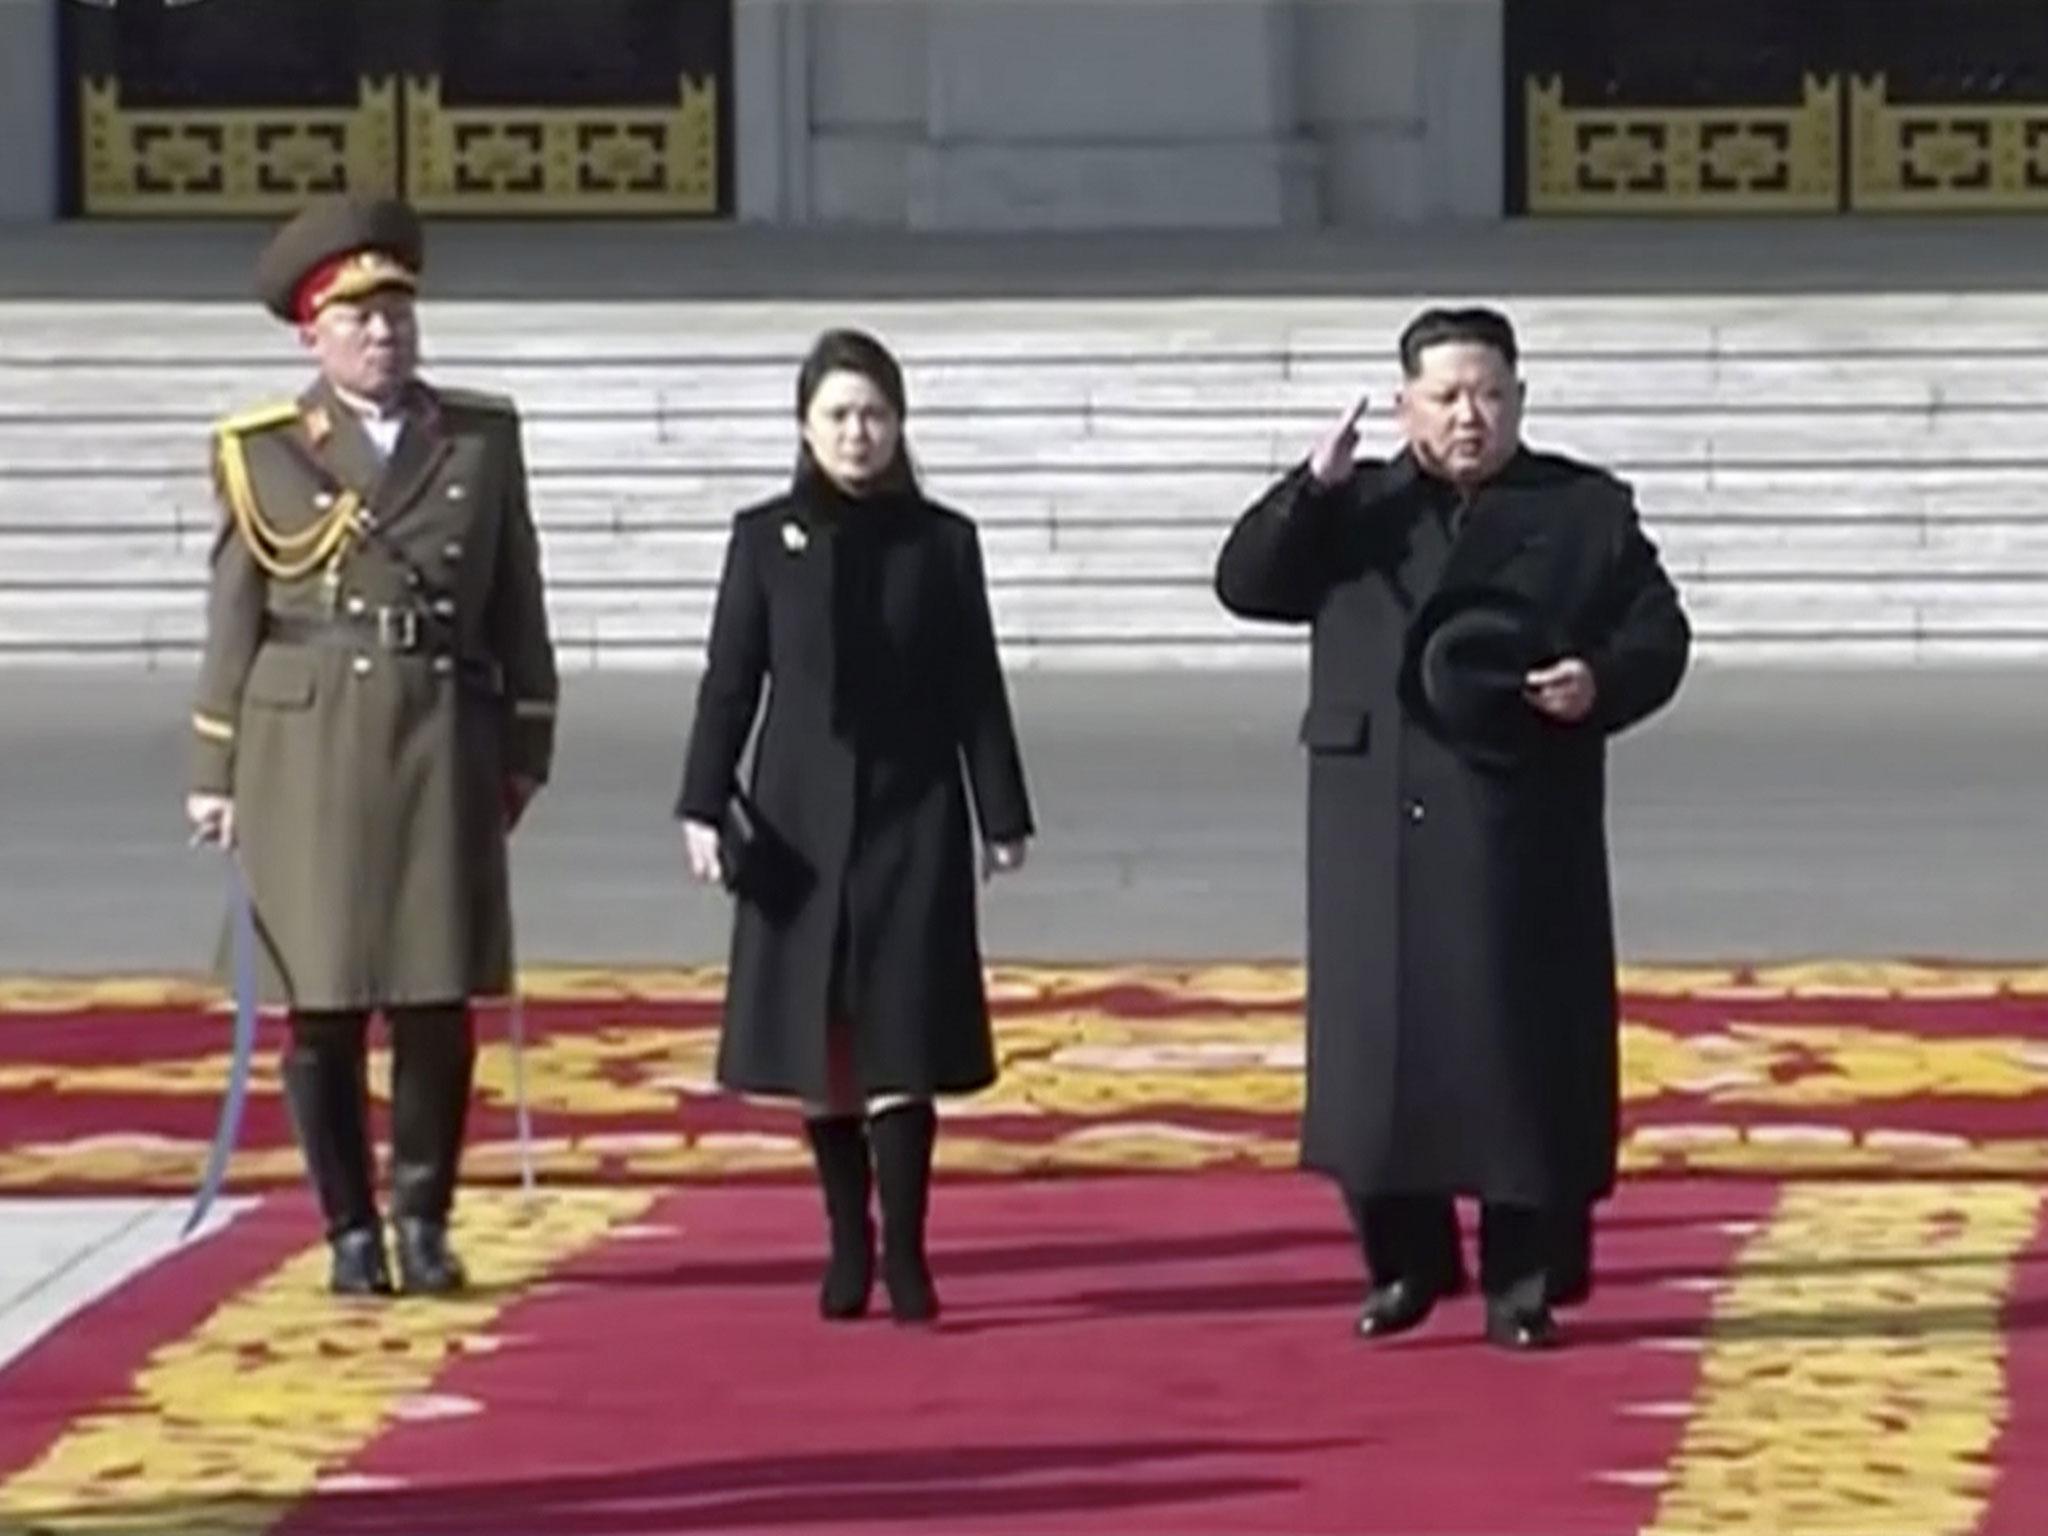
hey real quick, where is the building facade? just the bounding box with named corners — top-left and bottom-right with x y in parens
top-left (2, 0), bottom-right (2041, 228)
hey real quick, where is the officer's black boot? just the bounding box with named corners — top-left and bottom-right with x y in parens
top-left (389, 1004), bottom-right (475, 1295)
top-left (282, 1011), bottom-right (390, 1297)
top-left (870, 1101), bottom-right (939, 1325)
top-left (804, 1115), bottom-right (874, 1320)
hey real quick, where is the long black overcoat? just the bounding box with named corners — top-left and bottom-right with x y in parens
top-left (678, 476), bottom-right (1034, 1101)
top-left (1215, 448), bottom-right (1690, 1206)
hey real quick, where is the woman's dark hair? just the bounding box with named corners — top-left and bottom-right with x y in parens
top-left (793, 328), bottom-right (917, 494)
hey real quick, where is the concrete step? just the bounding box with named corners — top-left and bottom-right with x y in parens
top-left (9, 352), bottom-right (2048, 416)
top-left (6, 291), bottom-right (2048, 356)
top-left (6, 289), bottom-right (2045, 665)
top-left (9, 464), bottom-right (2048, 540)
top-left (12, 517), bottom-right (2048, 588)
top-left (11, 571), bottom-right (2048, 649)
top-left (4, 406), bottom-right (2045, 477)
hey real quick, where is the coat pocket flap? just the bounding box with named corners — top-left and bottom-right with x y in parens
top-left (241, 650), bottom-right (316, 709)
top-left (1298, 703), bottom-right (1370, 750)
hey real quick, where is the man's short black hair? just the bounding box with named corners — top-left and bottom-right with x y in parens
top-left (1398, 306), bottom-right (1519, 377)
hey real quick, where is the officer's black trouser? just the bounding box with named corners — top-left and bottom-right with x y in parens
top-left (1346, 1193), bottom-right (1593, 1313)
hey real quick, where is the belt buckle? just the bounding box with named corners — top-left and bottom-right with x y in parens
top-left (375, 606), bottom-right (419, 652)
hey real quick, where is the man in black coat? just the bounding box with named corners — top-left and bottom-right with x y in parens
top-left (1215, 307), bottom-right (1690, 1349)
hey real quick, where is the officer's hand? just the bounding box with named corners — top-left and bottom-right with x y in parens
top-left (1308, 393), bottom-right (1371, 487)
top-left (503, 774), bottom-right (540, 832)
top-left (682, 818), bottom-right (724, 886)
top-left (1524, 658), bottom-right (1598, 723)
top-left (982, 839), bottom-right (1028, 882)
top-left (186, 793), bottom-right (235, 849)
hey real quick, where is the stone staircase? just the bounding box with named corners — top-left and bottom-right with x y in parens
top-left (3, 293), bottom-right (2046, 666)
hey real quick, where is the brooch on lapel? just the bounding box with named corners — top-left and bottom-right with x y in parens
top-left (781, 520), bottom-right (808, 554)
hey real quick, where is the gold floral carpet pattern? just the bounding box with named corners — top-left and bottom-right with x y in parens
top-left (3, 960), bottom-right (2047, 1192)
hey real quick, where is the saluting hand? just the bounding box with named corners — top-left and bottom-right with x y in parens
top-left (1524, 658), bottom-right (1598, 724)
top-left (1308, 393), bottom-right (1371, 487)
top-left (683, 818), bottom-right (724, 886)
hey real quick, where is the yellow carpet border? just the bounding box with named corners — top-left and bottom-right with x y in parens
top-left (4, 960), bottom-right (2048, 1015)
top-left (0, 1189), bottom-right (655, 1535)
top-left (1645, 1181), bottom-right (2040, 1536)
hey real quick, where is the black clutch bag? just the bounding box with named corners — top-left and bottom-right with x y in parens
top-left (717, 791), bottom-right (761, 895)
top-left (717, 790), bottom-right (812, 920)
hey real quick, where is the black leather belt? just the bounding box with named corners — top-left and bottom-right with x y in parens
top-left (262, 611), bottom-right (507, 696)
top-left (266, 607), bottom-right (433, 653)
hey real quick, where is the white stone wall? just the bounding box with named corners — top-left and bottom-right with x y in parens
top-left (0, 0), bottom-right (59, 222)
top-left (1297, 0), bottom-right (1503, 225)
top-left (735, 0), bottom-right (1504, 229)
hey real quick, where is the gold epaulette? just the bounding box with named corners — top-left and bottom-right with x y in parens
top-left (213, 400), bottom-right (300, 438)
top-left (212, 415), bottom-right (362, 581)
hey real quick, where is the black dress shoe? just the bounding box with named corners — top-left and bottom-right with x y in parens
top-left (394, 1218), bottom-right (468, 1296)
top-left (329, 1226), bottom-right (394, 1297)
top-left (1354, 1277), bottom-right (1446, 1339)
top-left (1485, 1301), bottom-right (1560, 1351)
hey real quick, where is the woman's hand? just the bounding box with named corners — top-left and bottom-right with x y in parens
top-left (683, 818), bottom-right (725, 885)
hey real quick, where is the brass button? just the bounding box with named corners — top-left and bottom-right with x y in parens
top-left (345, 594), bottom-right (367, 616)
top-left (442, 539), bottom-right (464, 560)
top-left (351, 655), bottom-right (373, 677)
top-left (432, 654), bottom-right (454, 676)
top-left (432, 597), bottom-right (456, 618)
top-left (1406, 800), bottom-right (1425, 824)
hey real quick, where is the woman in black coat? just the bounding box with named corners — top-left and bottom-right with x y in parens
top-left (676, 329), bottom-right (1035, 1324)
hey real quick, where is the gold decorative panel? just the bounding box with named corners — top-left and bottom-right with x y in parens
top-left (79, 77), bottom-right (399, 215)
top-left (1525, 73), bottom-right (1843, 213)
top-left (403, 73), bottom-right (719, 214)
top-left (1849, 74), bottom-right (2048, 211)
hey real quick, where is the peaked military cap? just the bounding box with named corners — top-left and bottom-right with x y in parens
top-left (1403, 581), bottom-right (1569, 770)
top-left (253, 195), bottom-right (425, 323)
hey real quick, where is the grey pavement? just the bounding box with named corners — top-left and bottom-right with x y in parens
top-left (4, 217), bottom-right (2048, 302)
top-left (0, 1198), bottom-right (247, 1370)
top-left (0, 662), bottom-right (2041, 1368)
top-left (1, 663), bottom-right (2042, 972)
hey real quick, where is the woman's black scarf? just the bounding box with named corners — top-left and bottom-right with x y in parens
top-left (789, 460), bottom-right (924, 743)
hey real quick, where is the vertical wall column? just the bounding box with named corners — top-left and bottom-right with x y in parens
top-left (735, 0), bottom-right (1509, 229)
top-left (0, 0), bottom-right (59, 222)
top-left (910, 1), bottom-right (1319, 230)
top-left (732, 0), bottom-right (812, 222)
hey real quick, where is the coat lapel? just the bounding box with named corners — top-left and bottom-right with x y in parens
top-left (298, 379), bottom-right (453, 528)
top-left (1364, 454), bottom-right (1451, 614)
top-left (1431, 450), bottom-right (1551, 596)
top-left (366, 383), bottom-right (454, 530)
top-left (300, 379), bottom-right (382, 500)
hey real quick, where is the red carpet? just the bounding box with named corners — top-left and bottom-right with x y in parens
top-left (3, 1173), bottom-right (2046, 1535)
top-left (4, 961), bottom-right (2048, 1191)
top-left (4, 963), bottom-right (2045, 1533)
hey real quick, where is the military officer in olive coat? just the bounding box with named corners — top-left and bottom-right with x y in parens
top-left (183, 195), bottom-right (558, 1297)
